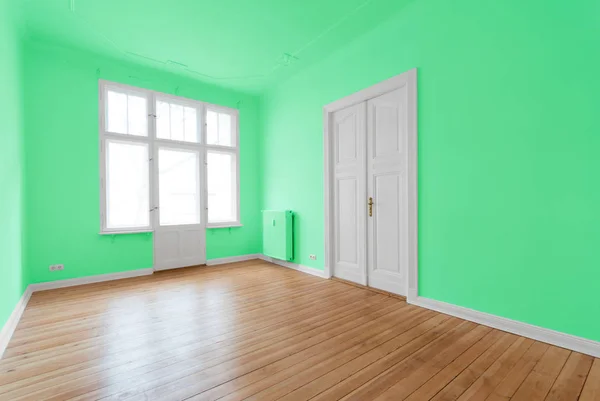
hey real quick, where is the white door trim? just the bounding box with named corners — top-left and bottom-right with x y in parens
top-left (323, 69), bottom-right (418, 300)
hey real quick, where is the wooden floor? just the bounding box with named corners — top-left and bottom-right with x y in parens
top-left (1, 260), bottom-right (598, 401)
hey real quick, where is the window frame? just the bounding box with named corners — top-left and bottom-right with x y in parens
top-left (102, 137), bottom-right (152, 232)
top-left (104, 85), bottom-right (151, 137)
top-left (204, 104), bottom-right (240, 228)
top-left (99, 80), bottom-right (241, 234)
top-left (206, 148), bottom-right (240, 228)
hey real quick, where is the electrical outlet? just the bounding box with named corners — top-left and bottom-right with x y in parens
top-left (309, 254), bottom-right (317, 261)
top-left (49, 264), bottom-right (64, 272)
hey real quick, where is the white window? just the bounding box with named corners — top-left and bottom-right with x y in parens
top-left (206, 109), bottom-right (235, 146)
top-left (205, 106), bottom-right (239, 226)
top-left (105, 139), bottom-right (150, 230)
top-left (156, 100), bottom-right (199, 143)
top-left (207, 150), bottom-right (237, 223)
top-left (106, 90), bottom-right (148, 137)
top-left (99, 81), bottom-right (240, 233)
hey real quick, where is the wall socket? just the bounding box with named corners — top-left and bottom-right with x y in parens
top-left (309, 254), bottom-right (317, 261)
top-left (49, 264), bottom-right (64, 272)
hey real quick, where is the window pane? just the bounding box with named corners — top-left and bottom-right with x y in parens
top-left (184, 107), bottom-right (198, 143)
top-left (206, 110), bottom-right (234, 146)
top-left (107, 90), bottom-right (147, 136)
top-left (156, 101), bottom-right (171, 140)
top-left (170, 104), bottom-right (184, 141)
top-left (106, 140), bottom-right (149, 229)
top-left (156, 101), bottom-right (199, 143)
top-left (127, 95), bottom-right (147, 136)
top-left (206, 110), bottom-right (218, 145)
top-left (107, 91), bottom-right (127, 134)
top-left (158, 148), bottom-right (201, 226)
top-left (218, 113), bottom-right (232, 146)
top-left (207, 151), bottom-right (237, 223)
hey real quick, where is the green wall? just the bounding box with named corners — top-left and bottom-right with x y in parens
top-left (0, 0), bottom-right (27, 329)
top-left (4, 0), bottom-right (599, 346)
top-left (23, 41), bottom-right (262, 284)
top-left (261, 0), bottom-right (600, 342)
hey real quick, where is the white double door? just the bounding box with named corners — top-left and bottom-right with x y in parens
top-left (332, 87), bottom-right (408, 296)
top-left (153, 144), bottom-right (206, 271)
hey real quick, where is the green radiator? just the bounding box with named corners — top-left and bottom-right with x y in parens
top-left (262, 210), bottom-right (293, 261)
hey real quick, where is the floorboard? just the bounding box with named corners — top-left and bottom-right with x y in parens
top-left (0, 259), bottom-right (596, 401)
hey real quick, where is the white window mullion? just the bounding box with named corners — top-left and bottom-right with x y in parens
top-left (148, 92), bottom-right (157, 230)
top-left (125, 94), bottom-right (130, 135)
top-left (99, 137), bottom-right (107, 231)
top-left (198, 103), bottom-right (205, 145)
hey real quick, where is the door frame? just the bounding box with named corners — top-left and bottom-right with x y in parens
top-left (152, 143), bottom-right (206, 271)
top-left (323, 68), bottom-right (418, 301)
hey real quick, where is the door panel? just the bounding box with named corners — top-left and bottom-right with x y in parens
top-left (337, 177), bottom-right (358, 265)
top-left (374, 104), bottom-right (401, 157)
top-left (367, 87), bottom-right (408, 295)
top-left (373, 172), bottom-right (402, 273)
top-left (332, 102), bottom-right (367, 285)
top-left (336, 113), bottom-right (358, 163)
top-left (154, 231), bottom-right (179, 264)
top-left (180, 229), bottom-right (204, 257)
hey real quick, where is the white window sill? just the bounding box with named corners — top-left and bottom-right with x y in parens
top-left (99, 224), bottom-right (242, 234)
top-left (207, 223), bottom-right (243, 229)
top-left (99, 230), bottom-right (154, 235)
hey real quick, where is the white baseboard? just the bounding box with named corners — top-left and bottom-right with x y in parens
top-left (29, 268), bottom-right (154, 292)
top-left (206, 254), bottom-right (262, 266)
top-left (0, 287), bottom-right (33, 359)
top-left (410, 296), bottom-right (600, 358)
top-left (259, 255), bottom-right (329, 279)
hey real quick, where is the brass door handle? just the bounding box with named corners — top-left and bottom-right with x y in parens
top-left (368, 197), bottom-right (374, 217)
